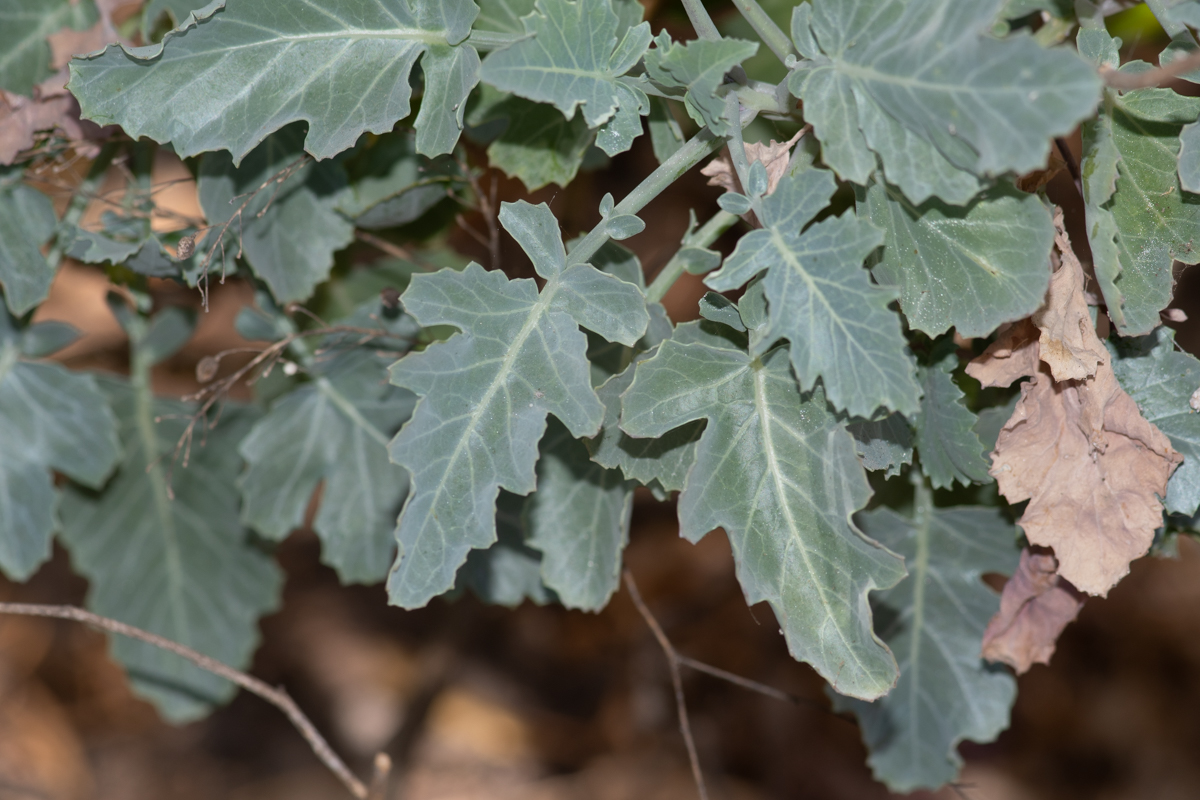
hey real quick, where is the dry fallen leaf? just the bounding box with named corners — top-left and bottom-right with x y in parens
top-left (0, 90), bottom-right (76, 164)
top-left (700, 128), bottom-right (808, 197)
top-left (981, 547), bottom-right (1084, 673)
top-left (1031, 209), bottom-right (1107, 382)
top-left (970, 207), bottom-right (1181, 596)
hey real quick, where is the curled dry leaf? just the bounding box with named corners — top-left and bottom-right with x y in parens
top-left (0, 90), bottom-right (75, 164)
top-left (1031, 209), bottom-right (1107, 382)
top-left (968, 207), bottom-right (1181, 596)
top-left (700, 128), bottom-right (807, 197)
top-left (982, 547), bottom-right (1084, 674)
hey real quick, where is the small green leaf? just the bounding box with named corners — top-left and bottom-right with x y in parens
top-left (198, 125), bottom-right (354, 304)
top-left (789, 0), bottom-right (1100, 199)
top-left (526, 417), bottom-right (632, 610)
top-left (914, 345), bottom-right (991, 489)
top-left (606, 214), bottom-right (645, 240)
top-left (647, 95), bottom-right (685, 163)
top-left (19, 321), bottom-right (80, 358)
top-left (69, 0), bottom-right (480, 162)
top-left (386, 201), bottom-right (648, 608)
top-left (698, 292), bottom-right (747, 332)
top-left (643, 33), bottom-right (759, 135)
top-left (0, 0), bottom-right (97, 94)
top-left (0, 173), bottom-right (58, 315)
top-left (862, 180), bottom-right (1054, 338)
top-left (472, 93), bottom-right (595, 191)
top-left (456, 491), bottom-right (553, 607)
top-left (835, 496), bottom-right (1019, 792)
top-left (0, 329), bottom-right (120, 580)
top-left (707, 167), bottom-right (921, 418)
top-left (335, 131), bottom-right (460, 229)
top-left (479, 0), bottom-right (651, 142)
top-left (621, 332), bottom-right (906, 699)
top-left (58, 362), bottom-right (280, 721)
top-left (1110, 326), bottom-right (1200, 516)
top-left (847, 413), bottom-right (913, 478)
top-left (717, 192), bottom-right (753, 215)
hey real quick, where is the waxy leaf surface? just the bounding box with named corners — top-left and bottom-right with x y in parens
top-left (706, 167), bottom-right (920, 418)
top-left (914, 346), bottom-right (991, 489)
top-left (386, 201), bottom-right (648, 608)
top-left (643, 34), bottom-right (758, 136)
top-left (69, 0), bottom-right (480, 162)
top-left (621, 327), bottom-right (906, 699)
top-left (839, 500), bottom-right (1018, 792)
top-left (0, 0), bottom-right (96, 94)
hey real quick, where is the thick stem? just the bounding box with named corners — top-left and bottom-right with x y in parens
top-left (566, 128), bottom-right (724, 269)
top-left (730, 0), bottom-right (795, 63)
top-left (645, 210), bottom-right (739, 303)
top-left (680, 0), bottom-right (722, 41)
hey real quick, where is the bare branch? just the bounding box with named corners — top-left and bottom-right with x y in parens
top-left (0, 602), bottom-right (372, 799)
top-left (675, 655), bottom-right (800, 706)
top-left (1101, 48), bottom-right (1200, 89)
top-left (355, 229), bottom-right (414, 261)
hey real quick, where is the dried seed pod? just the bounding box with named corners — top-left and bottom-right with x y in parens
top-left (176, 234), bottom-right (196, 259)
top-left (196, 355), bottom-right (219, 383)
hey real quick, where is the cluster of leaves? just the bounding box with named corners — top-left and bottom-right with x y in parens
top-left (4, 0), bottom-right (1200, 791)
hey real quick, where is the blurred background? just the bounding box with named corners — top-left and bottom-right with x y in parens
top-left (5, 1), bottom-right (1200, 799)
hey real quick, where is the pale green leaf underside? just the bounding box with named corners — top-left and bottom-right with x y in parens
top-left (707, 167), bottom-right (920, 418)
top-left (0, 340), bottom-right (120, 581)
top-left (1109, 327), bottom-right (1200, 516)
top-left (1084, 85), bottom-right (1200, 336)
top-left (837, 502), bottom-right (1018, 792)
top-left (790, 0), bottom-right (1100, 198)
top-left (914, 351), bottom-right (991, 489)
top-left (0, 0), bottom-right (97, 94)
top-left (643, 34), bottom-right (759, 136)
top-left (621, 334), bottom-right (906, 700)
top-left (863, 179), bottom-right (1053, 338)
top-left (239, 349), bottom-right (415, 584)
top-left (526, 417), bottom-right (631, 610)
top-left (0, 178), bottom-right (58, 316)
top-left (58, 377), bottom-right (281, 722)
top-left (198, 125), bottom-right (354, 304)
top-left (69, 0), bottom-right (480, 163)
top-left (386, 201), bottom-right (648, 609)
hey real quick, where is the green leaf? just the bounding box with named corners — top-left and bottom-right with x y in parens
top-left (647, 95), bottom-right (685, 163)
top-left (456, 491), bottom-right (553, 607)
top-left (835, 496), bottom-right (1018, 792)
top-left (69, 0), bottom-right (481, 162)
top-left (1180, 120), bottom-right (1200, 193)
top-left (0, 172), bottom-right (58, 315)
top-left (240, 347), bottom-right (417, 585)
top-left (473, 92), bottom-right (595, 191)
top-left (198, 125), bottom-right (354, 304)
top-left (479, 0), bottom-right (651, 155)
top-left (643, 33), bottom-right (759, 136)
top-left (706, 167), bottom-right (921, 418)
top-left (0, 0), bottom-right (97, 94)
top-left (1081, 43), bottom-right (1200, 335)
top-left (19, 321), bottom-right (80, 358)
top-left (862, 180), bottom-right (1054, 337)
top-left (847, 413), bottom-right (913, 478)
top-left (0, 325), bottom-right (120, 580)
top-left (335, 131), bottom-right (460, 229)
top-left (386, 200), bottom-right (649, 608)
top-left (142, 0), bottom-right (209, 38)
top-left (1109, 326), bottom-right (1200, 516)
top-left (621, 331), bottom-right (906, 700)
top-left (58, 367), bottom-right (281, 721)
top-left (788, 0), bottom-right (1101, 201)
top-left (914, 345), bottom-right (991, 488)
top-left (526, 417), bottom-right (632, 610)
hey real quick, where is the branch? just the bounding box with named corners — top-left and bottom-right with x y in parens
top-left (0, 602), bottom-right (387, 800)
top-left (1100, 48), bottom-right (1200, 89)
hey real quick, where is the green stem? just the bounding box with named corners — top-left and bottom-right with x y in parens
top-left (645, 210), bottom-right (739, 303)
top-left (730, 0), bottom-right (795, 63)
top-left (566, 127), bottom-right (724, 268)
top-left (680, 0), bottom-right (722, 41)
top-left (464, 30), bottom-right (529, 51)
top-left (724, 93), bottom-right (765, 221)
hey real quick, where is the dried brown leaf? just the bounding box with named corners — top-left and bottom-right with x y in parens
top-left (700, 129), bottom-right (807, 196)
top-left (1015, 148), bottom-right (1066, 193)
top-left (981, 548), bottom-right (1084, 673)
top-left (47, 23), bottom-right (109, 70)
top-left (964, 319), bottom-right (1041, 389)
top-left (1031, 209), bottom-right (1107, 381)
top-left (991, 364), bottom-right (1180, 596)
top-left (0, 90), bottom-right (75, 165)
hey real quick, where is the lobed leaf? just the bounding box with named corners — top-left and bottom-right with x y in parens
top-left (643, 33), bottom-right (759, 136)
top-left (621, 322), bottom-right (906, 700)
top-left (847, 413), bottom-right (913, 477)
top-left (69, 0), bottom-right (480, 163)
top-left (914, 344), bottom-right (991, 489)
top-left (386, 201), bottom-right (648, 608)
top-left (0, 172), bottom-right (58, 315)
top-left (789, 0), bottom-right (1100, 202)
top-left (837, 499), bottom-right (1018, 792)
top-left (456, 491), bottom-right (553, 607)
top-left (706, 166), bottom-right (921, 418)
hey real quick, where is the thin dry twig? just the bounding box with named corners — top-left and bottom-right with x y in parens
top-left (0, 602), bottom-right (375, 799)
top-left (675, 654), bottom-right (801, 706)
top-left (457, 159), bottom-right (501, 271)
top-left (355, 229), bottom-right (414, 261)
top-left (1101, 48), bottom-right (1200, 89)
top-left (623, 569), bottom-right (709, 800)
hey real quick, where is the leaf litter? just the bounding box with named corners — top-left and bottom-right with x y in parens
top-left (967, 209), bottom-right (1181, 598)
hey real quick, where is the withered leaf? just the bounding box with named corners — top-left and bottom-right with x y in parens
top-left (982, 547), bottom-right (1084, 674)
top-left (0, 89), bottom-right (74, 165)
top-left (1031, 209), bottom-right (1107, 382)
top-left (964, 319), bottom-right (1040, 389)
top-left (700, 129), bottom-right (806, 197)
